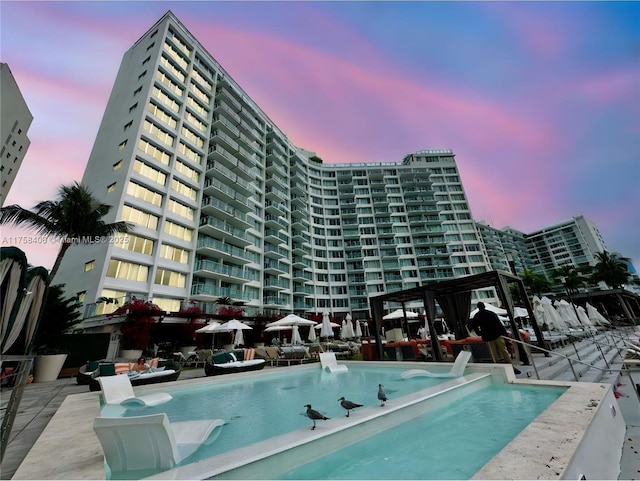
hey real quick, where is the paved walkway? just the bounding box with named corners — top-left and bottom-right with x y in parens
top-left (0, 368), bottom-right (207, 479)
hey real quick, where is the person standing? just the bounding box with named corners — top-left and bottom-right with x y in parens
top-left (468, 302), bottom-right (521, 375)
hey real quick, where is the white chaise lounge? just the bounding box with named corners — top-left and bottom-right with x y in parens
top-left (98, 373), bottom-right (173, 407)
top-left (320, 352), bottom-right (348, 372)
top-left (93, 413), bottom-right (224, 477)
top-left (401, 350), bottom-right (471, 379)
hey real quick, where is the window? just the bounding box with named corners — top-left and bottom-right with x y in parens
top-left (159, 244), bottom-right (189, 263)
top-left (118, 140), bottom-right (128, 150)
top-left (164, 220), bottom-right (193, 241)
top-left (107, 260), bottom-right (148, 282)
top-left (128, 103), bottom-right (138, 113)
top-left (138, 138), bottom-right (171, 165)
top-left (127, 181), bottom-right (163, 206)
top-left (155, 268), bottom-right (186, 287)
top-left (171, 178), bottom-right (197, 200)
top-left (116, 233), bottom-right (154, 255)
top-left (112, 160), bottom-right (122, 170)
top-left (121, 205), bottom-right (159, 230)
top-left (107, 183), bottom-right (116, 193)
top-left (133, 159), bottom-right (167, 185)
top-left (76, 291), bottom-right (86, 303)
top-left (84, 260), bottom-right (95, 272)
top-left (167, 198), bottom-right (194, 220)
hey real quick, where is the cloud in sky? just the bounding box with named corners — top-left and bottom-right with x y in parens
top-left (1, 1), bottom-right (638, 271)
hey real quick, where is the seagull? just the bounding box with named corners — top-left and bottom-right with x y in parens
top-left (304, 404), bottom-right (329, 430)
top-left (378, 384), bottom-right (388, 406)
top-left (338, 397), bottom-right (363, 417)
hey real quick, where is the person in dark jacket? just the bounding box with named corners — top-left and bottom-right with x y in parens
top-left (469, 302), bottom-right (521, 374)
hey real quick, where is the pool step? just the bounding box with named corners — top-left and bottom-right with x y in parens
top-left (522, 330), bottom-right (630, 384)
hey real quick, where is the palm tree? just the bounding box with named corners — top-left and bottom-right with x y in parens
top-left (520, 268), bottom-right (551, 297)
top-left (591, 251), bottom-right (631, 289)
top-left (551, 264), bottom-right (585, 294)
top-left (0, 182), bottom-right (130, 278)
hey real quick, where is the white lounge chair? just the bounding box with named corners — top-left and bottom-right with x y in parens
top-left (401, 350), bottom-right (472, 379)
top-left (93, 413), bottom-right (224, 477)
top-left (97, 374), bottom-right (172, 407)
top-left (319, 352), bottom-right (348, 372)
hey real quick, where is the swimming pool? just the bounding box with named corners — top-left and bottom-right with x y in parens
top-left (98, 361), bottom-right (568, 480)
top-left (278, 383), bottom-right (566, 480)
top-left (112, 364), bottom-right (455, 460)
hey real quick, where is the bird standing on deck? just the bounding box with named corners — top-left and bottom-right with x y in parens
top-left (377, 384), bottom-right (388, 406)
top-left (338, 397), bottom-right (363, 417)
top-left (304, 404), bottom-right (329, 430)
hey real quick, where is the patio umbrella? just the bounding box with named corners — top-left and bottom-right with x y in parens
top-left (539, 296), bottom-right (568, 331)
top-left (320, 311), bottom-right (334, 339)
top-left (266, 314), bottom-right (316, 328)
top-left (586, 303), bottom-right (610, 326)
top-left (195, 321), bottom-right (222, 349)
top-left (341, 320), bottom-right (348, 340)
top-left (315, 321), bottom-right (340, 329)
top-left (576, 306), bottom-right (595, 329)
top-left (382, 308), bottom-right (419, 320)
top-left (307, 324), bottom-right (317, 342)
top-left (291, 325), bottom-right (303, 345)
top-left (355, 319), bottom-right (362, 338)
top-left (469, 303), bottom-right (508, 318)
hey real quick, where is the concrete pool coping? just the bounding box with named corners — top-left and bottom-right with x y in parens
top-left (10, 361), bottom-right (624, 480)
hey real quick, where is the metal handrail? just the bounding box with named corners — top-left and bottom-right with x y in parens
top-left (503, 335), bottom-right (621, 382)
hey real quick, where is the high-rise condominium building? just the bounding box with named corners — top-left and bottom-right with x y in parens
top-left (0, 63), bottom-right (33, 207)
top-left (53, 11), bottom-right (495, 321)
top-left (525, 215), bottom-right (608, 276)
top-left (476, 215), bottom-right (612, 290)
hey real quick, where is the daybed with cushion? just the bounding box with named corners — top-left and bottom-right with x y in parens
top-left (88, 358), bottom-right (181, 391)
top-left (204, 349), bottom-right (266, 376)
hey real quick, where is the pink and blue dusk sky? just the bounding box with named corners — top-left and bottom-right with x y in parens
top-left (2, 1), bottom-right (639, 271)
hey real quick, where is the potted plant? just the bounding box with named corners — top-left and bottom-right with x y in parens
top-left (32, 284), bottom-right (82, 382)
top-left (109, 297), bottom-right (163, 359)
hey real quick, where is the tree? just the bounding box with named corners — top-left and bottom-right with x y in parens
top-left (0, 182), bottom-right (130, 278)
top-left (32, 284), bottom-right (82, 354)
top-left (552, 264), bottom-right (585, 294)
top-left (520, 268), bottom-right (551, 297)
top-left (591, 251), bottom-right (631, 289)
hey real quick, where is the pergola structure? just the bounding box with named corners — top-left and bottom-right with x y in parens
top-left (369, 270), bottom-right (546, 362)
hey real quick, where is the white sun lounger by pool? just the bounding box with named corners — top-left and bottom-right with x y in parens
top-left (98, 374), bottom-right (173, 407)
top-left (93, 413), bottom-right (224, 477)
top-left (319, 352), bottom-right (348, 372)
top-left (401, 350), bottom-right (471, 379)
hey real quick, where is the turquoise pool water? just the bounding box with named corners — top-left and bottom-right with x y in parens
top-left (120, 365), bottom-right (447, 461)
top-left (278, 383), bottom-right (566, 480)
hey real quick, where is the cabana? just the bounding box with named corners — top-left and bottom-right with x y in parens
top-left (369, 270), bottom-right (546, 362)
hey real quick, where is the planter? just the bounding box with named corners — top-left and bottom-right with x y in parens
top-left (120, 349), bottom-right (143, 361)
top-left (33, 354), bottom-right (68, 383)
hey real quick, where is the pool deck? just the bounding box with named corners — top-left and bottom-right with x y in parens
top-left (1, 363), bottom-right (639, 480)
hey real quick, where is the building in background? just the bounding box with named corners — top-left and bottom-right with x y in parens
top-left (52, 11), bottom-right (496, 324)
top-left (0, 63), bottom-right (33, 207)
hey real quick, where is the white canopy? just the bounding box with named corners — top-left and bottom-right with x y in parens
top-left (266, 314), bottom-right (316, 327)
top-left (383, 308), bottom-right (419, 320)
top-left (469, 303), bottom-right (507, 318)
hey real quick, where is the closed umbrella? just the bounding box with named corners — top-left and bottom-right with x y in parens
top-left (341, 320), bottom-right (348, 340)
top-left (307, 324), bottom-right (317, 342)
top-left (320, 311), bottom-right (334, 339)
top-left (291, 325), bottom-right (303, 345)
top-left (355, 319), bottom-right (362, 338)
top-left (586, 303), bottom-right (610, 326)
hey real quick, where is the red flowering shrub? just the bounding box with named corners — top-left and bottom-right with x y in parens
top-left (109, 297), bottom-right (163, 350)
